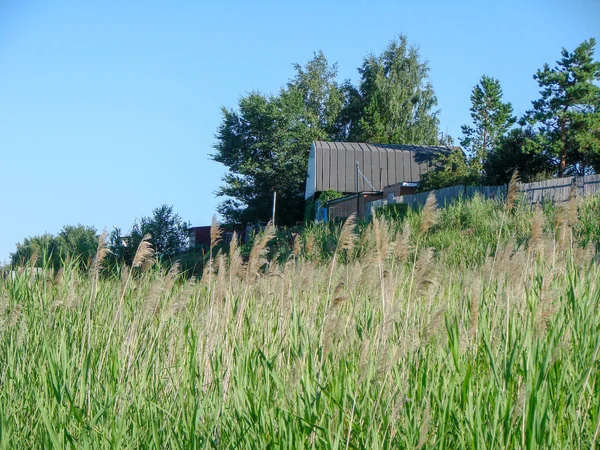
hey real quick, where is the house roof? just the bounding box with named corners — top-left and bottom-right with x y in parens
top-left (305, 141), bottom-right (453, 199)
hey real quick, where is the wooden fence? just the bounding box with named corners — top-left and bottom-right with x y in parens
top-left (365, 174), bottom-right (600, 217)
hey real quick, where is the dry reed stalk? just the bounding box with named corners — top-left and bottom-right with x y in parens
top-left (7, 304), bottom-right (22, 328)
top-left (372, 215), bottom-right (392, 340)
top-left (423, 306), bottom-right (446, 346)
top-left (132, 234), bottom-right (154, 269)
top-left (167, 277), bottom-right (196, 317)
top-left (322, 282), bottom-right (347, 357)
top-left (64, 275), bottom-right (77, 309)
top-left (530, 205), bottom-right (544, 252)
top-left (89, 231), bottom-right (109, 322)
top-left (246, 223), bottom-right (275, 282)
top-left (505, 170), bottom-right (521, 212)
top-left (142, 276), bottom-right (164, 318)
top-left (468, 278), bottom-right (481, 342)
top-left (292, 233), bottom-right (301, 258)
top-left (414, 247), bottom-right (437, 299)
top-left (394, 221), bottom-right (411, 263)
top-left (305, 234), bottom-right (315, 259)
top-left (98, 234), bottom-right (154, 379)
top-left (419, 193), bottom-right (438, 235)
top-left (214, 252), bottom-right (227, 303)
top-left (53, 267), bottom-right (64, 287)
top-left (228, 232), bottom-right (243, 284)
top-left (164, 262), bottom-right (180, 293)
top-left (210, 214), bottom-right (223, 250)
top-left (416, 401), bottom-right (431, 449)
top-left (206, 215), bottom-right (223, 284)
top-left (91, 231), bottom-right (109, 276)
top-left (327, 214), bottom-right (357, 301)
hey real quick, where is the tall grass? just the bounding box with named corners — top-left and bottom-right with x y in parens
top-left (1, 195), bottom-right (599, 448)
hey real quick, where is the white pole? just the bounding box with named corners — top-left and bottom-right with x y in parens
top-left (272, 191), bottom-right (277, 225)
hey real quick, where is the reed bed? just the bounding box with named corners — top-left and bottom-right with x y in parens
top-left (1, 194), bottom-right (599, 448)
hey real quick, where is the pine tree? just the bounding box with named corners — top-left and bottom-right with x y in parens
top-left (523, 38), bottom-right (600, 176)
top-left (460, 76), bottom-right (515, 180)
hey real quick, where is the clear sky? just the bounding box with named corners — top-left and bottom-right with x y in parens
top-left (1, 0), bottom-right (598, 263)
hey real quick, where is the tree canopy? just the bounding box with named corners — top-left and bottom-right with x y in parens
top-left (10, 224), bottom-right (99, 270)
top-left (342, 35), bottom-right (440, 144)
top-left (212, 36), bottom-right (442, 225)
top-left (109, 204), bottom-right (189, 266)
top-left (523, 38), bottom-right (600, 176)
top-left (460, 76), bottom-right (515, 179)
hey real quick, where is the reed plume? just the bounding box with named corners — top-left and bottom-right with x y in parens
top-left (327, 214), bottom-right (357, 302)
top-left (210, 214), bottom-right (223, 249)
top-left (228, 232), bottom-right (243, 283)
top-left (305, 234), bottom-right (315, 259)
top-left (530, 205), bottom-right (544, 251)
top-left (246, 223), bottom-right (275, 282)
top-left (419, 193), bottom-right (438, 235)
top-left (414, 247), bottom-right (436, 299)
top-left (90, 231), bottom-right (109, 308)
top-left (337, 214), bottom-right (357, 255)
top-left (214, 251), bottom-right (227, 302)
top-left (292, 233), bottom-right (301, 258)
top-left (91, 231), bottom-right (109, 275)
top-left (505, 170), bottom-right (520, 212)
top-left (394, 221), bottom-right (411, 263)
top-left (132, 234), bottom-right (154, 268)
top-left (164, 262), bottom-right (180, 293)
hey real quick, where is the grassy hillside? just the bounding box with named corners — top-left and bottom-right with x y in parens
top-left (1, 194), bottom-right (599, 448)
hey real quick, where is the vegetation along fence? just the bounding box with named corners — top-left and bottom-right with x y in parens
top-left (365, 173), bottom-right (600, 217)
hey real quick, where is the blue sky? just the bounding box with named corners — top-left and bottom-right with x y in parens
top-left (1, 0), bottom-right (598, 263)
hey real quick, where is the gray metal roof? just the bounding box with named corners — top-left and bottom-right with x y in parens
top-left (306, 141), bottom-right (453, 198)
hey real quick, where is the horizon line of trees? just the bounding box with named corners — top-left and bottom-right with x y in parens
top-left (7, 204), bottom-right (190, 271)
top-left (213, 36), bottom-right (600, 222)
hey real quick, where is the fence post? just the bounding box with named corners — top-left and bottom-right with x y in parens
top-left (575, 175), bottom-right (584, 198)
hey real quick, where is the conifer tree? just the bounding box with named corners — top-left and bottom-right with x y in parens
top-left (523, 38), bottom-right (600, 176)
top-left (460, 76), bottom-right (515, 180)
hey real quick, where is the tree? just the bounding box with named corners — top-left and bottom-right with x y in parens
top-left (10, 225), bottom-right (98, 269)
top-left (523, 38), bottom-right (600, 176)
top-left (212, 52), bottom-right (342, 225)
top-left (109, 205), bottom-right (189, 265)
top-left (484, 127), bottom-right (555, 185)
top-left (460, 76), bottom-right (515, 179)
top-left (418, 147), bottom-right (475, 192)
top-left (212, 37), bottom-right (444, 224)
top-left (341, 35), bottom-right (440, 144)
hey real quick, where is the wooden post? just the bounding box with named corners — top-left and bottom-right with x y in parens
top-left (356, 161), bottom-right (360, 218)
top-left (272, 191), bottom-right (277, 225)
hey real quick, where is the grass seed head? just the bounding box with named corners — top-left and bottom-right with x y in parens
top-left (505, 170), bottom-right (521, 212)
top-left (132, 234), bottom-right (154, 269)
top-left (419, 193), bottom-right (438, 234)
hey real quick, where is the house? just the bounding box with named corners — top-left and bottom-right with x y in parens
top-left (304, 141), bottom-right (453, 220)
top-left (188, 224), bottom-right (249, 248)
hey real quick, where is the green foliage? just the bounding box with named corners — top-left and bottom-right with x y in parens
top-left (212, 52), bottom-right (341, 226)
top-left (109, 204), bottom-right (189, 265)
top-left (317, 190), bottom-right (344, 204)
top-left (485, 127), bottom-right (556, 184)
top-left (10, 224), bottom-right (98, 270)
top-left (460, 75), bottom-right (516, 179)
top-left (523, 38), bottom-right (600, 176)
top-left (418, 76), bottom-right (516, 191)
top-left (341, 34), bottom-right (440, 144)
top-left (418, 147), bottom-right (477, 192)
top-left (213, 36), bottom-right (442, 225)
top-left (2, 194), bottom-right (600, 447)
